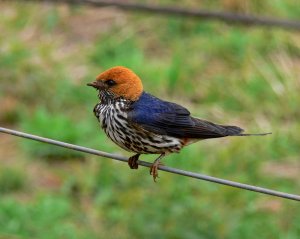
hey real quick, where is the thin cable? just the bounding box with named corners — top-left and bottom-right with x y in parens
top-left (0, 127), bottom-right (299, 201)
top-left (23, 0), bottom-right (300, 30)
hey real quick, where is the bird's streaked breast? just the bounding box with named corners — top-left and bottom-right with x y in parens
top-left (93, 98), bottom-right (186, 154)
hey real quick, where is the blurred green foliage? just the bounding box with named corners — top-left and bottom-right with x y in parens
top-left (20, 108), bottom-right (84, 158)
top-left (0, 167), bottom-right (26, 193)
top-left (0, 1), bottom-right (299, 239)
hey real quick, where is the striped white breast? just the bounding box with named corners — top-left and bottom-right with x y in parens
top-left (93, 98), bottom-right (186, 154)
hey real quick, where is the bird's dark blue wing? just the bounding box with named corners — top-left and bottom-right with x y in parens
top-left (127, 92), bottom-right (243, 138)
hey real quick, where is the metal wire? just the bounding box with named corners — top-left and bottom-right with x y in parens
top-left (0, 126), bottom-right (299, 202)
top-left (24, 0), bottom-right (300, 30)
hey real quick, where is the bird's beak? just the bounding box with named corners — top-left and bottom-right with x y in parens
top-left (87, 80), bottom-right (106, 90)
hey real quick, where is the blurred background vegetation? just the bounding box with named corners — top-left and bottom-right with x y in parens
top-left (0, 1), bottom-right (299, 238)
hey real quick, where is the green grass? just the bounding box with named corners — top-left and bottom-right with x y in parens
top-left (0, 1), bottom-right (300, 239)
top-left (20, 107), bottom-right (85, 158)
top-left (0, 167), bottom-right (26, 194)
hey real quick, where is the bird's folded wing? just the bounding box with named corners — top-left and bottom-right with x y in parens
top-left (127, 94), bottom-right (230, 139)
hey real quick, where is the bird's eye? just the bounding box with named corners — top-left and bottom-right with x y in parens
top-left (105, 79), bottom-right (116, 86)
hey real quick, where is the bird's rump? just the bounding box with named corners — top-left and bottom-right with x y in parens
top-left (127, 92), bottom-right (244, 139)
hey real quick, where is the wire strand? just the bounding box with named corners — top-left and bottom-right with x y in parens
top-left (0, 126), bottom-right (299, 202)
top-left (22, 0), bottom-right (300, 30)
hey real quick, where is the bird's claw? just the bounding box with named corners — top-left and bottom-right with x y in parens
top-left (150, 161), bottom-right (164, 182)
top-left (128, 154), bottom-right (140, 169)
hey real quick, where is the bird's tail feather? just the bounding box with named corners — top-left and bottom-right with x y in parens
top-left (222, 125), bottom-right (244, 135)
top-left (235, 132), bottom-right (272, 136)
top-left (221, 125), bottom-right (271, 136)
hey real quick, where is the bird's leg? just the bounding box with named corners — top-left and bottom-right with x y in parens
top-left (150, 153), bottom-right (165, 182)
top-left (128, 153), bottom-right (140, 169)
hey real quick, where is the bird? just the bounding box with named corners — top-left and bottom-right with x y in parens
top-left (87, 66), bottom-right (271, 181)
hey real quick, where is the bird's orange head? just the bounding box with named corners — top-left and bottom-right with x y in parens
top-left (87, 66), bottom-right (143, 101)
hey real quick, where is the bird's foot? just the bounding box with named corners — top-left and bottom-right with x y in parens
top-left (128, 154), bottom-right (140, 169)
top-left (150, 154), bottom-right (165, 182)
